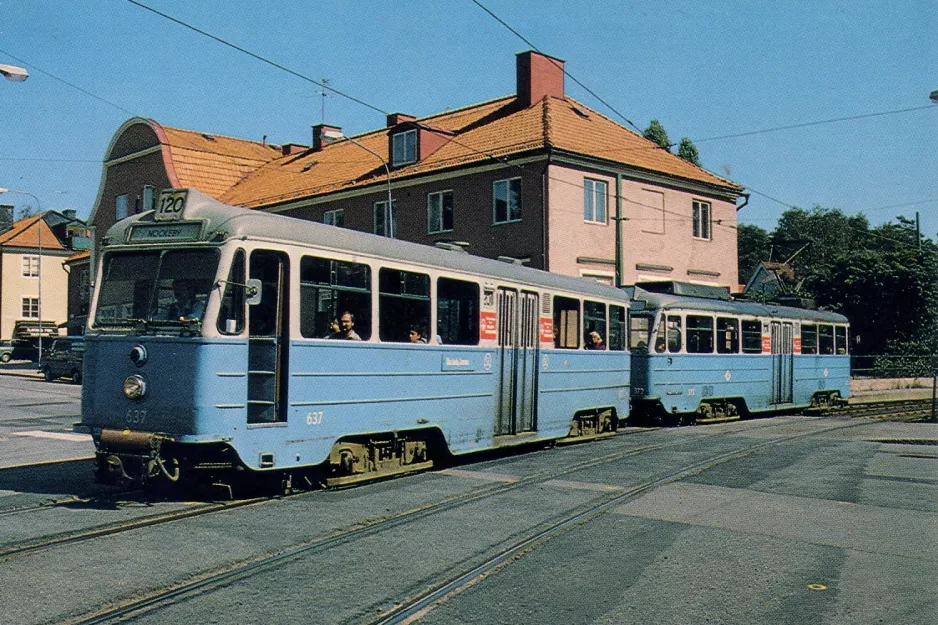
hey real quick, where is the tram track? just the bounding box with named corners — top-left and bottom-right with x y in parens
top-left (0, 404), bottom-right (913, 566)
top-left (369, 418), bottom-right (874, 625)
top-left (0, 496), bottom-right (269, 563)
top-left (819, 398), bottom-right (935, 421)
top-left (58, 417), bottom-right (839, 625)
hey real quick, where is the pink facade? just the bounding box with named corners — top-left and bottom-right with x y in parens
top-left (547, 166), bottom-right (738, 289)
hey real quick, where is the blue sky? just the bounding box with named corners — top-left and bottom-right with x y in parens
top-left (1, 1), bottom-right (936, 237)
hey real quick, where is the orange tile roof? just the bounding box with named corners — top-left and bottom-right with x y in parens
top-left (159, 125), bottom-right (283, 199)
top-left (0, 213), bottom-right (65, 250)
top-left (65, 249), bottom-right (91, 263)
top-left (220, 95), bottom-right (741, 209)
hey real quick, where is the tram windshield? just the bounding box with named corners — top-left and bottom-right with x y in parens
top-left (94, 249), bottom-right (218, 330)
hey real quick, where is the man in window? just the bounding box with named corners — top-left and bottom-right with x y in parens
top-left (329, 311), bottom-right (362, 340)
top-left (164, 279), bottom-right (205, 320)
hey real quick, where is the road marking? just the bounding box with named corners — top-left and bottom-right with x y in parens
top-left (808, 584), bottom-right (828, 591)
top-left (437, 468), bottom-right (518, 483)
top-left (12, 431), bottom-right (91, 442)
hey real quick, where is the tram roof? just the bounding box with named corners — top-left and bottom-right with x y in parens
top-left (105, 189), bottom-right (629, 302)
top-left (629, 285), bottom-right (848, 324)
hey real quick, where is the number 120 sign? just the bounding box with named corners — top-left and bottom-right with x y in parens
top-left (154, 189), bottom-right (189, 222)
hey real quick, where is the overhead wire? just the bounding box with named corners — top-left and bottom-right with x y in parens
top-left (124, 0), bottom-right (389, 117)
top-left (0, 46), bottom-right (137, 116)
top-left (5, 1), bottom-right (932, 242)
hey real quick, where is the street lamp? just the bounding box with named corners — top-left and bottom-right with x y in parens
top-left (0, 188), bottom-right (44, 365)
top-left (323, 129), bottom-right (394, 236)
top-left (0, 64), bottom-right (29, 82)
top-left (930, 89), bottom-right (938, 104)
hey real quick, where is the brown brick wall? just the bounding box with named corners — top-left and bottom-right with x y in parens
top-left (283, 164), bottom-right (549, 269)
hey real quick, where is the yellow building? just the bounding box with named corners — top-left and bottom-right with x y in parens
top-left (0, 212), bottom-right (72, 341)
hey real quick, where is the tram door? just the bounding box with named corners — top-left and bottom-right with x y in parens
top-left (495, 289), bottom-right (539, 436)
top-left (770, 321), bottom-right (794, 404)
top-left (247, 250), bottom-right (289, 424)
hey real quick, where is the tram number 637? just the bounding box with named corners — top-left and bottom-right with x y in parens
top-left (306, 411), bottom-right (324, 426)
top-left (126, 408), bottom-right (147, 425)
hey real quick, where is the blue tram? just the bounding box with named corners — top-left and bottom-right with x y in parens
top-left (627, 282), bottom-right (850, 425)
top-left (74, 189), bottom-right (630, 488)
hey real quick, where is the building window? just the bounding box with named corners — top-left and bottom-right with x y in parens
top-left (583, 178), bottom-right (607, 223)
top-left (115, 194), bottom-right (128, 220)
top-left (324, 209), bottom-right (345, 227)
top-left (692, 200), bottom-right (711, 240)
top-left (493, 178), bottom-right (521, 224)
top-left (374, 200), bottom-right (397, 238)
top-left (391, 130), bottom-right (417, 166)
top-left (22, 255), bottom-right (39, 277)
top-left (143, 185), bottom-right (155, 213)
top-left (22, 297), bottom-right (39, 318)
top-left (427, 190), bottom-right (453, 233)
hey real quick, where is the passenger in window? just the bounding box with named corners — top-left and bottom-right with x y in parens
top-left (323, 318), bottom-right (340, 338)
top-left (586, 331), bottom-right (606, 350)
top-left (328, 312), bottom-right (362, 340)
top-left (164, 279), bottom-right (205, 320)
top-left (409, 326), bottom-right (428, 344)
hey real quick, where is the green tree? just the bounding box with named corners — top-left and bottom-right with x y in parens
top-left (752, 206), bottom-right (938, 357)
top-left (643, 119), bottom-right (671, 149)
top-left (737, 223), bottom-right (772, 285)
top-left (677, 137), bottom-right (700, 166)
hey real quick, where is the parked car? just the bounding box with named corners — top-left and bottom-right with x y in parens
top-left (40, 337), bottom-right (85, 383)
top-left (0, 340), bottom-right (13, 363)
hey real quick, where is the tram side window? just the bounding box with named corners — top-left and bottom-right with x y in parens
top-left (584, 301), bottom-right (606, 349)
top-left (741, 320), bottom-right (762, 353)
top-left (686, 315), bottom-right (714, 353)
top-left (819, 325), bottom-right (835, 355)
top-left (553, 296), bottom-right (580, 349)
top-left (835, 326), bottom-right (848, 354)
top-left (716, 317), bottom-right (739, 354)
top-left (608, 305), bottom-right (627, 351)
top-left (655, 315), bottom-right (682, 353)
top-left (299, 256), bottom-right (372, 340)
top-left (437, 277), bottom-right (479, 345)
top-left (217, 249), bottom-right (245, 335)
top-left (379, 268), bottom-right (430, 342)
top-left (801, 324), bottom-right (818, 355)
top-left (630, 314), bottom-right (651, 351)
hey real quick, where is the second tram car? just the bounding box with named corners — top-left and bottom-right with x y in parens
top-left (627, 282), bottom-right (850, 425)
top-left (74, 189), bottom-right (630, 489)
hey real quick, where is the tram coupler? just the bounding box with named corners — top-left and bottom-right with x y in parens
top-left (95, 429), bottom-right (179, 484)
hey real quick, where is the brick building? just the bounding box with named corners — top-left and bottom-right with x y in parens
top-left (85, 50), bottom-right (744, 304)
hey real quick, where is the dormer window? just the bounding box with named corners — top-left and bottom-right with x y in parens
top-left (391, 129), bottom-right (417, 166)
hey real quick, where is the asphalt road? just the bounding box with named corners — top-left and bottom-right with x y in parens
top-left (0, 378), bottom-right (936, 625)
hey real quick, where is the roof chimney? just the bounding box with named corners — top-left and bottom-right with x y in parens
top-left (387, 113), bottom-right (416, 127)
top-left (312, 124), bottom-right (342, 151)
top-left (281, 143), bottom-right (308, 156)
top-left (62, 209), bottom-right (77, 220)
top-left (516, 50), bottom-right (565, 108)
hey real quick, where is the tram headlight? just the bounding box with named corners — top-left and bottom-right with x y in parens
top-left (129, 345), bottom-right (148, 366)
top-left (123, 375), bottom-right (147, 400)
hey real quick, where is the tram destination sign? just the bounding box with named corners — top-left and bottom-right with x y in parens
top-left (128, 222), bottom-right (202, 243)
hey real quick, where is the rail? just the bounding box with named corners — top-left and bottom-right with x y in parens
top-left (849, 354), bottom-right (938, 423)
